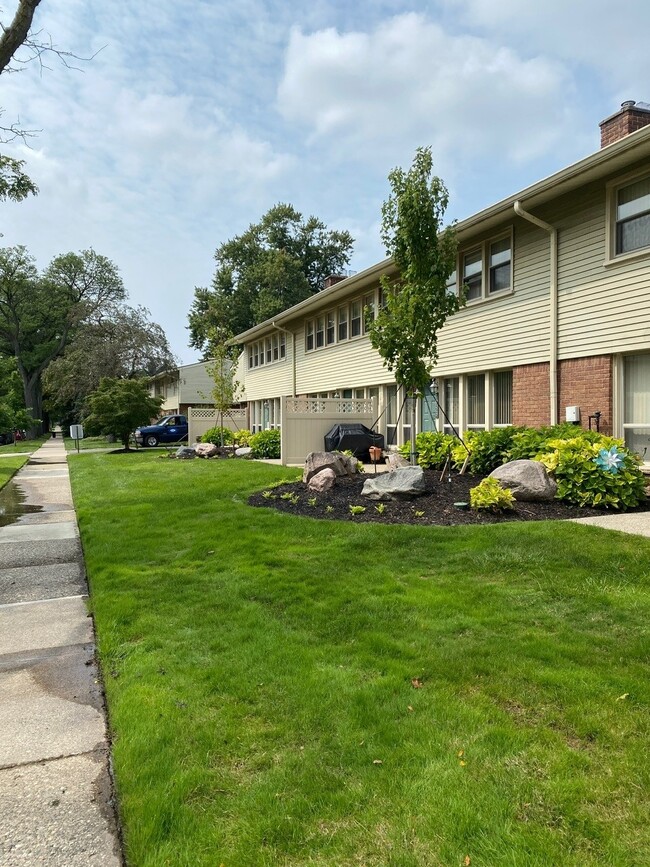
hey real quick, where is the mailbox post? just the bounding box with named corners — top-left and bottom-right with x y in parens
top-left (69, 424), bottom-right (84, 454)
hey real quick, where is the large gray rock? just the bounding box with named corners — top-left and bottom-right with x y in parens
top-left (235, 447), bottom-right (252, 457)
top-left (175, 446), bottom-right (196, 460)
top-left (361, 466), bottom-right (426, 501)
top-left (308, 468), bottom-right (337, 492)
top-left (194, 442), bottom-right (219, 458)
top-left (303, 451), bottom-right (355, 483)
top-left (386, 453), bottom-right (410, 471)
top-left (489, 459), bottom-right (557, 502)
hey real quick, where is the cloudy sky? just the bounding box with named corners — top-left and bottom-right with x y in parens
top-left (2, 0), bottom-right (650, 363)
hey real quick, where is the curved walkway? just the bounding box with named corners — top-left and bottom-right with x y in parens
top-left (0, 438), bottom-right (122, 865)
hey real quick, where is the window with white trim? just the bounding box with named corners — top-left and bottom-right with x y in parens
top-left (623, 354), bottom-right (650, 460)
top-left (616, 176), bottom-right (650, 255)
top-left (248, 333), bottom-right (287, 369)
top-left (453, 232), bottom-right (512, 301)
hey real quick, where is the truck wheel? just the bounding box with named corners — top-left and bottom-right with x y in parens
top-left (145, 435), bottom-right (158, 447)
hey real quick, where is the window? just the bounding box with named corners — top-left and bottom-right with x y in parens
top-left (386, 384), bottom-right (398, 445)
top-left (493, 371), bottom-right (512, 425)
top-left (306, 321), bottom-right (314, 352)
top-left (446, 268), bottom-right (458, 297)
top-left (466, 374), bottom-right (485, 429)
top-left (351, 301), bottom-right (362, 337)
top-left (316, 316), bottom-right (325, 348)
top-left (363, 293), bottom-right (375, 333)
top-left (326, 311), bottom-right (336, 345)
top-left (265, 338), bottom-right (272, 364)
top-left (616, 176), bottom-right (650, 255)
top-left (463, 250), bottom-right (482, 301)
top-left (623, 354), bottom-right (650, 459)
top-left (442, 378), bottom-right (459, 434)
top-left (489, 238), bottom-right (511, 293)
top-left (338, 306), bottom-right (348, 341)
top-left (272, 334), bottom-right (279, 361)
top-left (249, 334), bottom-right (287, 369)
top-left (279, 333), bottom-right (286, 359)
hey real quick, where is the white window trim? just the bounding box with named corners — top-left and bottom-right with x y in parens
top-left (453, 227), bottom-right (514, 305)
top-left (605, 168), bottom-right (650, 266)
top-left (303, 289), bottom-right (378, 353)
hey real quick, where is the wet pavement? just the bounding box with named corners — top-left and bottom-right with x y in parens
top-left (0, 439), bottom-right (122, 866)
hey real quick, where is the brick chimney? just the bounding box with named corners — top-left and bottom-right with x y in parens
top-left (323, 274), bottom-right (346, 289)
top-left (599, 100), bottom-right (650, 148)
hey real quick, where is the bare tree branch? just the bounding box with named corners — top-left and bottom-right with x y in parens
top-left (0, 0), bottom-right (43, 76)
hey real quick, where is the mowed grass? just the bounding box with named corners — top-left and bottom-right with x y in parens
top-left (0, 455), bottom-right (30, 488)
top-left (0, 437), bottom-right (46, 455)
top-left (69, 453), bottom-right (650, 867)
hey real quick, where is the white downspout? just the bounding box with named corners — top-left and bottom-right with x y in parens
top-left (513, 201), bottom-right (558, 426)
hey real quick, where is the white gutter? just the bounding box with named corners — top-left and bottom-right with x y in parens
top-left (514, 201), bottom-right (558, 425)
top-left (272, 322), bottom-right (296, 396)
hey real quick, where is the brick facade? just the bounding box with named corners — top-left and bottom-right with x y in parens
top-left (512, 362), bottom-right (551, 428)
top-left (512, 356), bottom-right (613, 433)
top-left (557, 355), bottom-right (612, 435)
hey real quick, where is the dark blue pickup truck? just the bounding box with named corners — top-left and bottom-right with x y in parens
top-left (135, 415), bottom-right (189, 447)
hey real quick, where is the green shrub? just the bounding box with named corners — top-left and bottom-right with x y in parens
top-left (248, 428), bottom-right (281, 459)
top-left (507, 422), bottom-right (600, 462)
top-left (201, 426), bottom-right (234, 446)
top-left (452, 426), bottom-right (520, 475)
top-left (233, 428), bottom-right (251, 447)
top-left (400, 431), bottom-right (455, 469)
top-left (535, 435), bottom-right (645, 509)
top-left (469, 477), bottom-right (515, 511)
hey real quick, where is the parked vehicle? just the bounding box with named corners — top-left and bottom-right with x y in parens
top-left (135, 415), bottom-right (188, 447)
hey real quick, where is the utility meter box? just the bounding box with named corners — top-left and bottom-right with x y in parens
top-left (565, 406), bottom-right (580, 424)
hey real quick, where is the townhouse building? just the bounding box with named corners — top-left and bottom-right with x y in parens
top-left (231, 102), bottom-right (650, 465)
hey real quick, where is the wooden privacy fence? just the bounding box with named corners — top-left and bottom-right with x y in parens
top-left (188, 406), bottom-right (247, 444)
top-left (281, 396), bottom-right (377, 465)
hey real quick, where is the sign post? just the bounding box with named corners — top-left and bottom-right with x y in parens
top-left (69, 424), bottom-right (84, 454)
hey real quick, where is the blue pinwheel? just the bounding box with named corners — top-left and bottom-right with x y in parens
top-left (594, 446), bottom-right (625, 474)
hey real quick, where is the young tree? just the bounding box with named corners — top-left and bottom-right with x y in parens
top-left (368, 147), bottom-right (461, 461)
top-left (84, 378), bottom-right (163, 451)
top-left (204, 327), bottom-right (240, 446)
top-left (0, 246), bottom-right (126, 432)
top-left (188, 203), bottom-right (354, 354)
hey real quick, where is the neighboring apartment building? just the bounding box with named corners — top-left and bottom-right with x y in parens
top-left (231, 102), bottom-right (650, 464)
top-left (149, 360), bottom-right (215, 416)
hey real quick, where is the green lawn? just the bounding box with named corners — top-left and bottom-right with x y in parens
top-left (0, 455), bottom-right (30, 489)
top-left (0, 436), bottom-right (46, 455)
top-left (69, 453), bottom-right (650, 867)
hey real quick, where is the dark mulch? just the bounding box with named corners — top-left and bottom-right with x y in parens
top-left (249, 469), bottom-right (650, 526)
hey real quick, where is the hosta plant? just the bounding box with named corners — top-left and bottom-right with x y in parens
top-left (469, 477), bottom-right (515, 512)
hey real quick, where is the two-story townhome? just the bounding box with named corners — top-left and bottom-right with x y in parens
top-left (149, 360), bottom-right (215, 416)
top-left (231, 102), bottom-right (650, 465)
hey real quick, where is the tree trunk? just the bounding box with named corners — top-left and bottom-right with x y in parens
top-left (22, 376), bottom-right (43, 437)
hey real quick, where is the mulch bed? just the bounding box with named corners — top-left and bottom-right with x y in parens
top-left (248, 469), bottom-right (650, 526)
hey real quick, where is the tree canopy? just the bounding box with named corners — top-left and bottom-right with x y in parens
top-left (84, 378), bottom-right (164, 450)
top-left (368, 146), bottom-right (460, 395)
top-left (0, 246), bottom-right (126, 430)
top-left (43, 304), bottom-right (176, 425)
top-left (188, 203), bottom-right (354, 353)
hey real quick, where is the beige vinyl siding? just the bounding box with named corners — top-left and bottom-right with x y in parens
top-left (179, 361), bottom-right (215, 405)
top-left (239, 339), bottom-right (294, 401)
top-left (555, 178), bottom-right (650, 358)
top-left (433, 220), bottom-right (551, 376)
top-left (295, 326), bottom-right (394, 393)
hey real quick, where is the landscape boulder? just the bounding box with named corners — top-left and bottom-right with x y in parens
top-left (194, 442), bottom-right (219, 458)
top-left (361, 466), bottom-right (426, 501)
top-left (386, 453), bottom-right (410, 471)
top-left (489, 459), bottom-right (557, 502)
top-left (175, 446), bottom-right (196, 460)
top-left (303, 451), bottom-right (356, 484)
top-left (235, 447), bottom-right (253, 457)
top-left (308, 468), bottom-right (337, 492)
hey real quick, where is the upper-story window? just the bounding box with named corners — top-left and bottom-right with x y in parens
top-left (303, 289), bottom-right (380, 352)
top-left (616, 176), bottom-right (650, 255)
top-left (338, 306), bottom-right (348, 341)
top-left (452, 231), bottom-right (512, 302)
top-left (248, 332), bottom-right (286, 369)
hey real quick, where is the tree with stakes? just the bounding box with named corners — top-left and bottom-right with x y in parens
top-left (368, 147), bottom-right (462, 463)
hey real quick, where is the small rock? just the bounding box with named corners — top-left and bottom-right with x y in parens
top-left (303, 451), bottom-right (354, 483)
top-left (308, 468), bottom-right (337, 492)
top-left (386, 453), bottom-right (410, 471)
top-left (175, 446), bottom-right (196, 460)
top-left (489, 459), bottom-right (557, 502)
top-left (362, 466), bottom-right (426, 500)
top-left (194, 442), bottom-right (219, 458)
top-left (235, 446), bottom-right (252, 457)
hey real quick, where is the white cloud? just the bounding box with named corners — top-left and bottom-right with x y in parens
top-left (277, 13), bottom-right (577, 169)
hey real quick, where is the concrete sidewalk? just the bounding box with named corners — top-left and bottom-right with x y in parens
top-left (0, 439), bottom-right (122, 865)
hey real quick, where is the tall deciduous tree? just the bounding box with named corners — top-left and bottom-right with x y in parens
top-left (0, 246), bottom-right (126, 430)
top-left (43, 305), bottom-right (176, 424)
top-left (368, 147), bottom-right (461, 461)
top-left (0, 155), bottom-right (37, 200)
top-left (84, 378), bottom-right (163, 451)
top-left (188, 203), bottom-right (354, 354)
